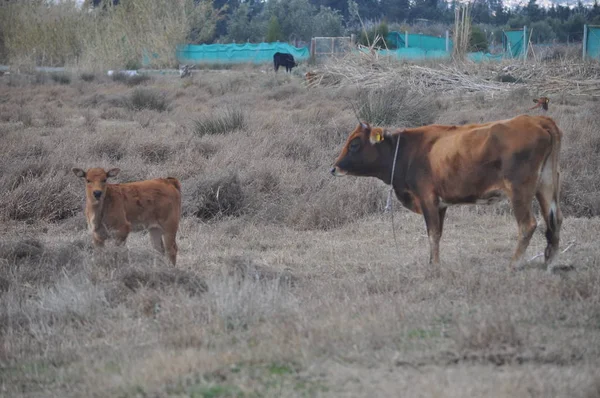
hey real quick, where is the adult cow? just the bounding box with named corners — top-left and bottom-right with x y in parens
top-left (330, 115), bottom-right (563, 271)
top-left (273, 52), bottom-right (297, 73)
top-left (72, 167), bottom-right (182, 265)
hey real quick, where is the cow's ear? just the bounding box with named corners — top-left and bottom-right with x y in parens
top-left (107, 168), bottom-right (120, 178)
top-left (72, 168), bottom-right (86, 178)
top-left (369, 127), bottom-right (386, 144)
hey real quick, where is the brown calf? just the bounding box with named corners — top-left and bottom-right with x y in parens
top-left (72, 167), bottom-right (182, 265)
top-left (331, 115), bottom-right (563, 271)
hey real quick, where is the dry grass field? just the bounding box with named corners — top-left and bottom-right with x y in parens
top-left (1, 61), bottom-right (600, 398)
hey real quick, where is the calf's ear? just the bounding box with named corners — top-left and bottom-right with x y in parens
top-left (72, 168), bottom-right (86, 178)
top-left (107, 168), bottom-right (120, 178)
top-left (369, 127), bottom-right (386, 145)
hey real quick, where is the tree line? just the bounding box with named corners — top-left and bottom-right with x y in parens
top-left (150, 0), bottom-right (600, 47)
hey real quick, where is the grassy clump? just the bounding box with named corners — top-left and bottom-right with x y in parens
top-left (80, 72), bottom-right (96, 82)
top-left (127, 88), bottom-right (170, 112)
top-left (356, 83), bottom-right (440, 127)
top-left (50, 72), bottom-right (71, 85)
top-left (183, 172), bottom-right (247, 220)
top-left (192, 107), bottom-right (246, 136)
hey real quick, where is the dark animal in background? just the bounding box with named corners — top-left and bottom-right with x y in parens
top-left (273, 52), bottom-right (297, 73)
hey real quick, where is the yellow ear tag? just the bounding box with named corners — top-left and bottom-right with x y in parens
top-left (376, 133), bottom-right (383, 142)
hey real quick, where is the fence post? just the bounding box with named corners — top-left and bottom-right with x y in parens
top-left (310, 38), bottom-right (316, 61)
top-left (350, 34), bottom-right (355, 46)
top-left (583, 24), bottom-right (588, 59)
top-left (405, 31), bottom-right (409, 48)
top-left (445, 30), bottom-right (449, 52)
top-left (523, 25), bottom-right (528, 61)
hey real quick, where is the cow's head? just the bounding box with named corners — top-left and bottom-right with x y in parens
top-left (72, 167), bottom-right (120, 205)
top-left (330, 122), bottom-right (392, 178)
top-left (533, 96), bottom-right (549, 111)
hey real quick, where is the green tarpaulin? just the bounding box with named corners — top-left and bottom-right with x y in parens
top-left (176, 42), bottom-right (310, 65)
top-left (503, 29), bottom-right (529, 58)
top-left (586, 26), bottom-right (600, 59)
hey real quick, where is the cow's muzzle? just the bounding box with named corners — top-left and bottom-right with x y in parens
top-left (93, 190), bottom-right (102, 200)
top-left (330, 166), bottom-right (347, 177)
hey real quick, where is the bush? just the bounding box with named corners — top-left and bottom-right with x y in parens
top-left (469, 25), bottom-right (489, 52)
top-left (127, 88), bottom-right (170, 112)
top-left (356, 84), bottom-right (439, 127)
top-left (192, 107), bottom-right (246, 136)
top-left (183, 172), bottom-right (247, 220)
top-left (50, 73), bottom-right (72, 85)
top-left (112, 73), bottom-right (151, 86)
top-left (89, 136), bottom-right (126, 161)
top-left (80, 72), bottom-right (96, 82)
top-left (359, 22), bottom-right (394, 49)
top-left (138, 142), bottom-right (173, 164)
top-left (0, 168), bottom-right (80, 222)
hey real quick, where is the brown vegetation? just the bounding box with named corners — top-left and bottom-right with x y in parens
top-left (1, 59), bottom-right (600, 396)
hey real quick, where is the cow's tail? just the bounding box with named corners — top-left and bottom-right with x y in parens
top-left (165, 177), bottom-right (181, 192)
top-left (540, 116), bottom-right (562, 232)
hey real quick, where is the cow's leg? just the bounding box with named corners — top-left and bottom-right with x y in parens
top-left (509, 188), bottom-right (537, 270)
top-left (536, 179), bottom-right (563, 270)
top-left (92, 227), bottom-right (108, 248)
top-left (114, 222), bottom-right (131, 246)
top-left (422, 202), bottom-right (445, 265)
top-left (162, 231), bottom-right (178, 266)
top-left (149, 227), bottom-right (165, 255)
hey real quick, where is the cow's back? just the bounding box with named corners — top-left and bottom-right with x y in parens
top-left (106, 178), bottom-right (181, 230)
top-left (425, 115), bottom-right (553, 200)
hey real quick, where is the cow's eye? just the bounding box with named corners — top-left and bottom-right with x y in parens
top-left (349, 138), bottom-right (361, 153)
top-left (86, 180), bottom-right (91, 183)
top-left (102, 179), bottom-right (107, 183)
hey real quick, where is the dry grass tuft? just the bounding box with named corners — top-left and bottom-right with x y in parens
top-left (356, 83), bottom-right (440, 126)
top-left (138, 142), bottom-right (174, 164)
top-left (192, 107), bottom-right (246, 137)
top-left (119, 267), bottom-right (208, 296)
top-left (128, 87), bottom-right (171, 112)
top-left (112, 73), bottom-right (152, 87)
top-left (455, 312), bottom-right (522, 353)
top-left (183, 172), bottom-right (247, 220)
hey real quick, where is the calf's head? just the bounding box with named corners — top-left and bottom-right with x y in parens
top-left (330, 122), bottom-right (391, 179)
top-left (72, 167), bottom-right (120, 204)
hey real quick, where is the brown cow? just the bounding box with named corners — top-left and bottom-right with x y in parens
top-left (72, 167), bottom-right (182, 265)
top-left (330, 115), bottom-right (563, 271)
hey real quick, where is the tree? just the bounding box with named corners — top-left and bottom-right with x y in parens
top-left (227, 3), bottom-right (265, 42)
top-left (530, 20), bottom-right (555, 43)
top-left (313, 6), bottom-right (344, 37)
top-left (524, 0), bottom-right (543, 22)
top-left (266, 15), bottom-right (283, 42)
top-left (470, 25), bottom-right (489, 52)
top-left (379, 0), bottom-right (410, 22)
top-left (187, 0), bottom-right (226, 44)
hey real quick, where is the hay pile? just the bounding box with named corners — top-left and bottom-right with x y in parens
top-left (311, 51), bottom-right (600, 98)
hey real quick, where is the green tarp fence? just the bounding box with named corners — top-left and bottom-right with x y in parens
top-left (586, 26), bottom-right (600, 59)
top-left (386, 31), bottom-right (451, 52)
top-left (503, 29), bottom-right (529, 58)
top-left (176, 42), bottom-right (310, 65)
